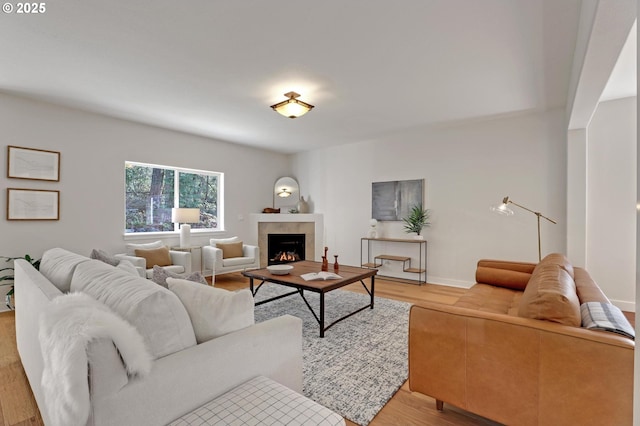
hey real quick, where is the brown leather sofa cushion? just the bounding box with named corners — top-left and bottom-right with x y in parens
top-left (475, 266), bottom-right (532, 291)
top-left (574, 267), bottom-right (609, 304)
top-left (538, 253), bottom-right (574, 279)
top-left (477, 259), bottom-right (536, 274)
top-left (518, 262), bottom-right (581, 326)
top-left (454, 283), bottom-right (523, 315)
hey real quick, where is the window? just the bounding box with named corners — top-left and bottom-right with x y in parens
top-left (125, 161), bottom-right (222, 234)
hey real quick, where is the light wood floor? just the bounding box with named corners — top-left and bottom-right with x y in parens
top-left (213, 273), bottom-right (500, 426)
top-left (1, 274), bottom-right (634, 426)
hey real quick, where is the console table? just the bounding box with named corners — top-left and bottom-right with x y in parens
top-left (360, 237), bottom-right (427, 284)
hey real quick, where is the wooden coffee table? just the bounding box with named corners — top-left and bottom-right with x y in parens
top-left (242, 260), bottom-right (377, 337)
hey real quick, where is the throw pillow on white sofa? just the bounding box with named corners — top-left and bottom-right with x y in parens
top-left (167, 277), bottom-right (254, 343)
top-left (152, 265), bottom-right (207, 288)
top-left (89, 249), bottom-right (120, 266)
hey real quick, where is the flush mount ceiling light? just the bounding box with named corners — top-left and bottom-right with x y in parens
top-left (277, 188), bottom-right (292, 197)
top-left (270, 91), bottom-right (314, 119)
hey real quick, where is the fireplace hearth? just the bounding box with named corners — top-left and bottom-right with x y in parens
top-left (268, 234), bottom-right (305, 265)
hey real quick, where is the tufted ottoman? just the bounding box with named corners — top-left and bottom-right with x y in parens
top-left (169, 375), bottom-right (345, 426)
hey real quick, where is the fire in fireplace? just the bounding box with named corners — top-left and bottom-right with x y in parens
top-left (268, 234), bottom-right (305, 265)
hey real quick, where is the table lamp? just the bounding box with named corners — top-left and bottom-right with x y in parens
top-left (172, 208), bottom-right (200, 248)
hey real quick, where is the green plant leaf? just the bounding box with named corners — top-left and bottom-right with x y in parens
top-left (402, 205), bottom-right (431, 235)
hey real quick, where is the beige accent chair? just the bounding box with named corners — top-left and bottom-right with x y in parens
top-left (115, 240), bottom-right (191, 279)
top-left (203, 237), bottom-right (259, 280)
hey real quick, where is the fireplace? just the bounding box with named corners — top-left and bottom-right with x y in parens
top-left (268, 234), bottom-right (305, 265)
top-left (253, 214), bottom-right (322, 267)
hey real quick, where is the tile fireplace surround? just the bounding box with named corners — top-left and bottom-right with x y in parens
top-left (250, 214), bottom-right (324, 267)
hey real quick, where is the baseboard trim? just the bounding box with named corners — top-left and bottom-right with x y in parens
top-left (427, 276), bottom-right (474, 289)
top-left (610, 299), bottom-right (635, 313)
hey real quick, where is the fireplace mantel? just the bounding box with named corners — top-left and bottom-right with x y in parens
top-left (250, 214), bottom-right (324, 267)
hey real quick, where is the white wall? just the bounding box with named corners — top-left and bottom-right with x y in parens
top-left (0, 93), bottom-right (290, 303)
top-left (292, 109), bottom-right (567, 288)
top-left (586, 96), bottom-right (637, 310)
top-left (566, 128), bottom-right (588, 267)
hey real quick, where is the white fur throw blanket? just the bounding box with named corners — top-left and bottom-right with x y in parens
top-left (39, 292), bottom-right (152, 426)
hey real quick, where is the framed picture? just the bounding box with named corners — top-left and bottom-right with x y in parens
top-left (7, 188), bottom-right (60, 221)
top-left (7, 145), bottom-right (60, 182)
top-left (372, 179), bottom-right (424, 221)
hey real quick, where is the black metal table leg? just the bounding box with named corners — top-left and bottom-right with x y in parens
top-left (320, 292), bottom-right (325, 337)
top-left (370, 275), bottom-right (375, 309)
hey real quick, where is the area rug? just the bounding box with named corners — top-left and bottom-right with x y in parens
top-left (254, 284), bottom-right (411, 426)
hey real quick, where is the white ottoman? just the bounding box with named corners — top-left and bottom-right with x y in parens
top-left (169, 375), bottom-right (345, 426)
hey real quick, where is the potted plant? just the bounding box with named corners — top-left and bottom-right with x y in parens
top-left (403, 205), bottom-right (431, 239)
top-left (1, 255), bottom-right (40, 310)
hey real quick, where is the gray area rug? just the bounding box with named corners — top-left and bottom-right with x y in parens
top-left (254, 283), bottom-right (410, 426)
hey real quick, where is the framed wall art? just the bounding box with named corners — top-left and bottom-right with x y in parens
top-left (7, 145), bottom-right (60, 182)
top-left (372, 178), bottom-right (424, 221)
top-left (7, 188), bottom-right (60, 221)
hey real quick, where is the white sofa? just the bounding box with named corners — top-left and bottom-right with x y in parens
top-left (15, 248), bottom-right (303, 426)
top-left (203, 237), bottom-right (260, 278)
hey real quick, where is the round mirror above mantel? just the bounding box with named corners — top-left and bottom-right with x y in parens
top-left (273, 176), bottom-right (299, 211)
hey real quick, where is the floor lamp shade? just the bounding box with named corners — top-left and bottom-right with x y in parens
top-left (172, 208), bottom-right (200, 248)
top-left (490, 196), bottom-right (556, 261)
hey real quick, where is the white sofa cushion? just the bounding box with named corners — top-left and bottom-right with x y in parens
top-left (209, 236), bottom-right (240, 247)
top-left (125, 240), bottom-right (165, 256)
top-left (39, 248), bottom-right (91, 293)
top-left (167, 277), bottom-right (254, 343)
top-left (222, 256), bottom-right (255, 267)
top-left (70, 260), bottom-right (197, 359)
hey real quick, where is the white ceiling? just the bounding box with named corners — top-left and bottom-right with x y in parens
top-left (1, 0), bottom-right (630, 154)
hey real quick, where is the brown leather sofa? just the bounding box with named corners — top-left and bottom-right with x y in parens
top-left (408, 254), bottom-right (634, 425)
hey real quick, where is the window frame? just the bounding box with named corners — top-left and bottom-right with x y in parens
top-left (123, 161), bottom-right (224, 239)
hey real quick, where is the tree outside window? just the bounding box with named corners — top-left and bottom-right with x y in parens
top-left (125, 162), bottom-right (221, 233)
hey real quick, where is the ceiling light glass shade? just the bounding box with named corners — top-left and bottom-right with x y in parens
top-left (270, 92), bottom-right (314, 118)
top-left (277, 189), bottom-right (291, 197)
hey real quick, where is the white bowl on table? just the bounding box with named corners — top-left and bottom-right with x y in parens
top-left (267, 264), bottom-right (294, 275)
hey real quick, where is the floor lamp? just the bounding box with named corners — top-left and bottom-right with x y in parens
top-left (491, 196), bottom-right (557, 261)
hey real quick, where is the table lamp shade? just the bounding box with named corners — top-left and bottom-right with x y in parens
top-left (172, 208), bottom-right (200, 224)
top-left (172, 208), bottom-right (200, 248)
